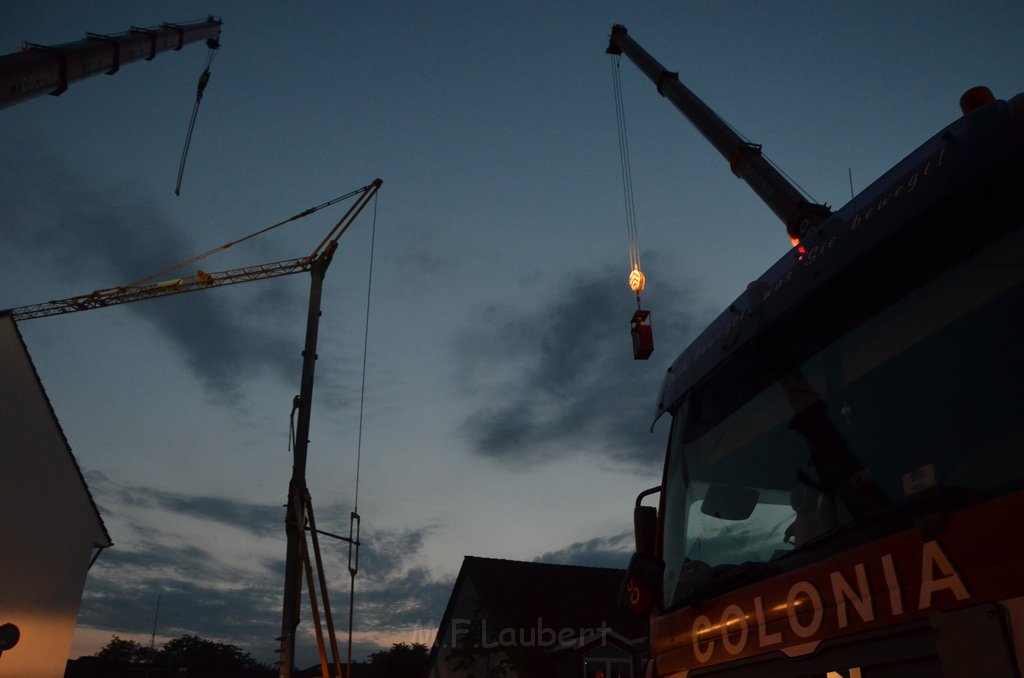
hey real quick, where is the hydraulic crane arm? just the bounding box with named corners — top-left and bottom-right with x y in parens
top-left (0, 16), bottom-right (222, 109)
top-left (607, 24), bottom-right (831, 242)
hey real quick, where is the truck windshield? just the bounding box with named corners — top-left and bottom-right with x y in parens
top-left (661, 220), bottom-right (1024, 609)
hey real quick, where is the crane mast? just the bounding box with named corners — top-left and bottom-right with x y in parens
top-left (606, 24), bottom-right (831, 242)
top-left (0, 16), bottom-right (222, 109)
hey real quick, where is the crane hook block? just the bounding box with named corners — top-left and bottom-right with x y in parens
top-left (631, 309), bottom-right (654, 360)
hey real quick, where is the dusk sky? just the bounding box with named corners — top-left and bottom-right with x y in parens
top-left (2, 1), bottom-right (1022, 667)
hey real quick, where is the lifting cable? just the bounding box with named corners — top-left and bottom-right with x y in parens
top-left (611, 55), bottom-right (646, 307)
top-left (612, 55), bottom-right (655, 360)
top-left (175, 36), bottom-right (220, 196)
top-left (345, 189), bottom-right (377, 678)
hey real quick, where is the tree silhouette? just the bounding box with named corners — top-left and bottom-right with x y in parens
top-left (94, 635), bottom-right (153, 665)
top-left (365, 642), bottom-right (429, 678)
top-left (65, 633), bottom-right (273, 678)
top-left (160, 634), bottom-right (267, 674)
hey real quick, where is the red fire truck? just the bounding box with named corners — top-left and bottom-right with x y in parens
top-left (610, 25), bottom-right (1024, 677)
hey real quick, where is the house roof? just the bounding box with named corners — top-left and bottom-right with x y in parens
top-left (460, 556), bottom-right (647, 638)
top-left (0, 313), bottom-right (112, 548)
top-left (427, 555), bottom-right (648, 677)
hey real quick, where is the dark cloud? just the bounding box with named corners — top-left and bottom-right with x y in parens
top-left (78, 474), bottom-right (453, 663)
top-left (357, 564), bottom-right (454, 632)
top-left (320, 525), bottom-right (454, 633)
top-left (356, 526), bottom-right (429, 580)
top-left (534, 532), bottom-right (634, 570)
top-left (81, 545), bottom-right (283, 658)
top-left (116, 491), bottom-right (284, 540)
top-left (0, 146), bottom-right (326, 404)
top-left (457, 256), bottom-right (700, 468)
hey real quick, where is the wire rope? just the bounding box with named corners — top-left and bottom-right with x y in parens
top-left (611, 56), bottom-right (641, 276)
top-left (717, 107), bottom-right (823, 205)
top-left (611, 56), bottom-right (646, 304)
top-left (353, 190), bottom-right (377, 514)
top-left (346, 188), bottom-right (377, 678)
top-left (175, 42), bottom-right (218, 196)
top-left (124, 186), bottom-right (371, 289)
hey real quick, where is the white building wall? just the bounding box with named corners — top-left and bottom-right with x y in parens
top-left (0, 316), bottom-right (110, 678)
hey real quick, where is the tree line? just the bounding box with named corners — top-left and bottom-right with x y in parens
top-left (65, 635), bottom-right (430, 678)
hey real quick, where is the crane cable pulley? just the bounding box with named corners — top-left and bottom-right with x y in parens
top-left (611, 55), bottom-right (654, 359)
top-left (175, 36), bottom-right (220, 196)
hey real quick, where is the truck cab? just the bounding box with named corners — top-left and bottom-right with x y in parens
top-left (628, 90), bottom-right (1024, 677)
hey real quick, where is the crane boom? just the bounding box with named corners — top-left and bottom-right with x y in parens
top-left (0, 16), bottom-right (222, 109)
top-left (606, 24), bottom-right (831, 242)
top-left (4, 178), bottom-right (382, 322)
top-left (7, 257), bottom-right (312, 321)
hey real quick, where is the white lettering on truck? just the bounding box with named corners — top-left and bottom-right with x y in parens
top-left (690, 540), bottom-right (969, 662)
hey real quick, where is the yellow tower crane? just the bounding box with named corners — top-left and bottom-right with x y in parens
top-left (5, 178), bottom-right (382, 678)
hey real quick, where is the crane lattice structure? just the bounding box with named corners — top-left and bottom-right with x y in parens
top-left (6, 180), bottom-right (381, 322)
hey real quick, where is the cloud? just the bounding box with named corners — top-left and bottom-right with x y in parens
top-left (0, 145), bottom-right (323, 403)
top-left (80, 545), bottom-right (280, 644)
top-left (77, 474), bottom-right (453, 663)
top-left (325, 525), bottom-right (455, 633)
top-left (457, 256), bottom-right (700, 468)
top-left (535, 532), bottom-right (635, 570)
top-left (102, 484), bottom-right (284, 540)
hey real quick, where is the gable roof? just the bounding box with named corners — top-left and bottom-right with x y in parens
top-left (0, 313), bottom-right (112, 548)
top-left (460, 556), bottom-right (646, 638)
top-left (426, 555), bottom-right (647, 676)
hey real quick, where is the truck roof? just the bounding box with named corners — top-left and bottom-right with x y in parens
top-left (654, 93), bottom-right (1024, 425)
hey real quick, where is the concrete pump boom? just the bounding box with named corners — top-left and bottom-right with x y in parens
top-left (0, 16), bottom-right (222, 109)
top-left (606, 24), bottom-right (831, 242)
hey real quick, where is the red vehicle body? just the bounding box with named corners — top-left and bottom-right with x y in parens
top-left (611, 25), bottom-right (1024, 678)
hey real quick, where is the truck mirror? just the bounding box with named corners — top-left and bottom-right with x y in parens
top-left (634, 504), bottom-right (658, 557)
top-left (0, 623), bottom-right (19, 654)
top-left (701, 483), bottom-right (759, 520)
top-left (619, 552), bottom-right (664, 615)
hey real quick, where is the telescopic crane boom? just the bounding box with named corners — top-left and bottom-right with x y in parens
top-left (607, 24), bottom-right (831, 242)
top-left (0, 16), bottom-right (222, 109)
